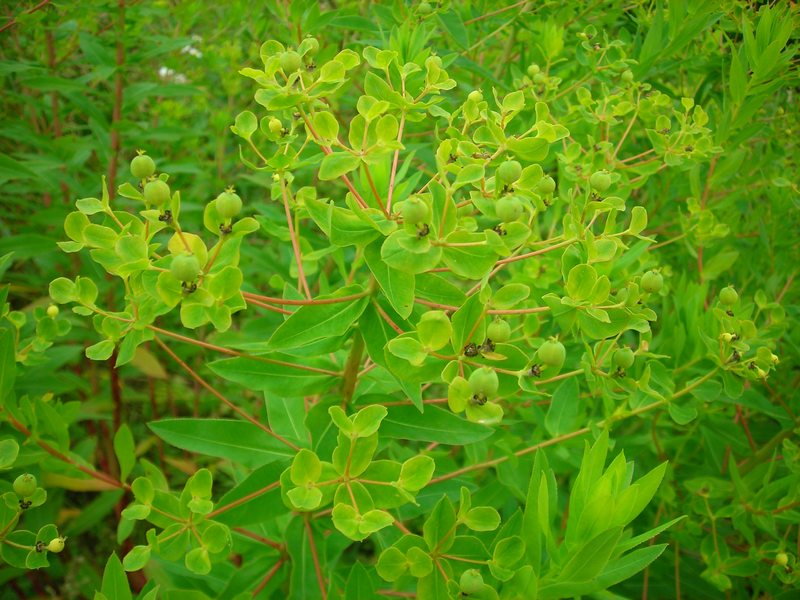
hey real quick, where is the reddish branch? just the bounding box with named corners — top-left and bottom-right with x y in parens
top-left (304, 515), bottom-right (327, 599)
top-left (3, 412), bottom-right (127, 490)
top-left (0, 0), bottom-right (52, 34)
top-left (154, 336), bottom-right (301, 451)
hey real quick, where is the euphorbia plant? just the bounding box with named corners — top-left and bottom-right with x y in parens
top-left (1, 4), bottom-right (795, 599)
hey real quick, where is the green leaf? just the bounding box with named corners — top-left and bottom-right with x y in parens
top-left (556, 527), bottom-right (623, 583)
top-left (291, 449), bottom-right (321, 485)
top-left (344, 561), bottom-right (377, 598)
top-left (566, 264), bottom-right (597, 302)
top-left (329, 406), bottom-right (355, 434)
top-left (377, 547), bottom-right (408, 581)
top-left (76, 197), bottom-right (105, 215)
top-left (312, 111), bottom-right (339, 141)
top-left (352, 405), bottom-right (388, 437)
top-left (729, 47), bottom-right (746, 105)
top-left (0, 438), bottom-right (19, 469)
top-left (266, 395), bottom-right (310, 447)
top-left (490, 535), bottom-right (525, 581)
top-left (267, 286), bottom-right (369, 351)
top-left (442, 231), bottom-right (497, 279)
top-left (122, 545), bottom-right (151, 572)
top-left (113, 424), bottom-right (135, 482)
top-left (185, 547), bottom-right (211, 574)
top-left (492, 283), bottom-right (530, 309)
top-left (233, 110), bottom-right (258, 140)
top-left (131, 477), bottom-right (154, 504)
top-left (407, 547), bottom-right (433, 577)
top-left (668, 402), bottom-right (698, 424)
top-left (0, 328), bottom-right (15, 406)
top-left (381, 230), bottom-right (442, 274)
top-left (544, 378), bottom-right (580, 436)
top-left (502, 90), bottom-right (525, 112)
top-left (359, 509), bottom-right (394, 535)
top-left (507, 136), bottom-right (548, 162)
top-left (381, 405), bottom-right (493, 445)
top-left (451, 294), bottom-right (485, 352)
top-left (387, 336), bottom-right (427, 366)
top-left (462, 506), bottom-right (500, 531)
top-left (437, 11), bottom-right (470, 49)
top-left (423, 495), bottom-right (457, 553)
top-left (365, 240), bottom-right (414, 318)
top-left (148, 419), bottom-right (293, 467)
top-left (209, 355), bottom-right (336, 397)
top-left (86, 340), bottom-right (115, 360)
top-left (399, 455), bottom-right (435, 491)
top-left (286, 516), bottom-right (323, 599)
top-left (49, 277), bottom-right (77, 304)
top-left (287, 486), bottom-right (323, 511)
top-left (101, 553), bottom-right (132, 600)
top-left (454, 164), bottom-right (484, 188)
top-left (213, 462), bottom-right (286, 526)
top-left (595, 545), bottom-right (668, 590)
top-left (319, 152), bottom-right (361, 180)
top-left (332, 502), bottom-right (361, 540)
top-left (628, 206), bottom-right (648, 235)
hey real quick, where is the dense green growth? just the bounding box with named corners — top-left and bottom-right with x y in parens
top-left (1, 1), bottom-right (798, 598)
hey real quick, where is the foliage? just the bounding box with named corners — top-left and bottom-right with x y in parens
top-left (1, 1), bottom-right (798, 599)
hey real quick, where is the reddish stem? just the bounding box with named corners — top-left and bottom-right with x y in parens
top-left (149, 325), bottom-right (341, 376)
top-left (207, 480), bottom-right (281, 519)
top-left (304, 515), bottom-right (327, 599)
top-left (386, 113), bottom-right (406, 213)
top-left (253, 557), bottom-right (286, 595)
top-left (280, 179), bottom-right (312, 298)
top-left (233, 528), bottom-right (283, 551)
top-left (154, 336), bottom-right (301, 451)
top-left (243, 290), bottom-right (368, 306)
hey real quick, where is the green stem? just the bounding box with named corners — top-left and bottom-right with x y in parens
top-left (341, 330), bottom-right (365, 405)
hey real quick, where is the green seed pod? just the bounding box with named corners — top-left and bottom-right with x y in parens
top-left (589, 171), bottom-right (612, 192)
top-left (416, 310), bottom-right (452, 352)
top-left (532, 72), bottom-right (547, 85)
top-left (496, 196), bottom-right (522, 222)
top-left (776, 552), bottom-right (789, 567)
top-left (216, 190), bottom-right (243, 220)
top-left (46, 304), bottom-right (59, 318)
top-left (621, 70), bottom-right (634, 83)
top-left (468, 367), bottom-right (499, 397)
top-left (486, 318), bottom-right (511, 343)
top-left (304, 37), bottom-right (320, 57)
top-left (13, 473), bottom-right (37, 498)
top-left (537, 176), bottom-right (556, 195)
top-left (171, 253), bottom-right (201, 283)
top-left (417, 1), bottom-right (433, 15)
top-left (401, 196), bottom-right (430, 225)
top-left (131, 154), bottom-right (156, 180)
top-left (47, 537), bottom-right (66, 553)
top-left (144, 179), bottom-right (171, 207)
top-left (280, 50), bottom-right (302, 73)
top-left (719, 285), bottom-right (738, 306)
top-left (497, 160), bottom-right (522, 184)
top-left (641, 270), bottom-right (663, 294)
top-left (468, 90), bottom-right (483, 103)
top-left (460, 570), bottom-right (485, 595)
top-left (268, 117), bottom-right (283, 134)
top-left (538, 339), bottom-right (566, 369)
top-left (527, 64), bottom-right (540, 77)
top-left (612, 346), bottom-right (635, 369)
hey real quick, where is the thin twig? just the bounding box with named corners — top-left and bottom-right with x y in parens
top-left (154, 336), bottom-right (301, 451)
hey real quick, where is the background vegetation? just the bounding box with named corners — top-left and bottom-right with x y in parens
top-left (1, 1), bottom-right (798, 598)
